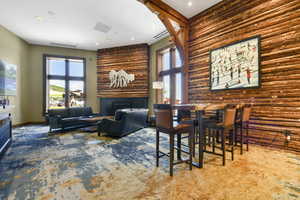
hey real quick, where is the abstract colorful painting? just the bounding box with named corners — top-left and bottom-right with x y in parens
top-left (210, 36), bottom-right (261, 91)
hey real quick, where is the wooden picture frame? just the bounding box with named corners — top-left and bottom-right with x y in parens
top-left (209, 36), bottom-right (261, 91)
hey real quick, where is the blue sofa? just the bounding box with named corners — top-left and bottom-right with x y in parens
top-left (47, 107), bottom-right (100, 132)
top-left (97, 108), bottom-right (149, 138)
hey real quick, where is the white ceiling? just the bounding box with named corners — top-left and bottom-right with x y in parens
top-left (0, 0), bottom-right (222, 51)
top-left (163, 0), bottom-right (222, 18)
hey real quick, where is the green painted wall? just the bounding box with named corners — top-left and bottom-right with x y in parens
top-left (0, 24), bottom-right (171, 123)
top-left (0, 25), bottom-right (29, 125)
top-left (0, 25), bottom-right (98, 124)
top-left (149, 37), bottom-right (172, 114)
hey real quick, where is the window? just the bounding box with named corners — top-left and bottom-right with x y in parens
top-left (44, 55), bottom-right (86, 112)
top-left (157, 46), bottom-right (183, 104)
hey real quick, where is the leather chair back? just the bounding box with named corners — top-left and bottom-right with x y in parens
top-left (242, 104), bottom-right (252, 122)
top-left (177, 109), bottom-right (191, 122)
top-left (153, 104), bottom-right (173, 129)
top-left (223, 105), bottom-right (237, 127)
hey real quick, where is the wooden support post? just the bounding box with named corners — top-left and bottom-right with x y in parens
top-left (138, 0), bottom-right (189, 103)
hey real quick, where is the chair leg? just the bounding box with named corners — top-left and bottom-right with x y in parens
top-left (212, 129), bottom-right (216, 153)
top-left (169, 134), bottom-right (174, 176)
top-left (208, 128), bottom-right (211, 147)
top-left (194, 126), bottom-right (198, 155)
top-left (192, 131), bottom-right (196, 157)
top-left (231, 129), bottom-right (235, 161)
top-left (194, 126), bottom-right (198, 143)
top-left (240, 125), bottom-right (244, 155)
top-left (177, 133), bottom-right (182, 160)
top-left (235, 125), bottom-right (238, 146)
top-left (156, 130), bottom-right (159, 167)
top-left (217, 131), bottom-right (221, 143)
top-left (221, 130), bottom-right (226, 166)
top-left (203, 129), bottom-right (207, 151)
top-left (188, 129), bottom-right (193, 170)
top-left (246, 124), bottom-right (249, 151)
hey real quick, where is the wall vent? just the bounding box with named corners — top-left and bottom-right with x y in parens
top-left (50, 42), bottom-right (77, 48)
top-left (153, 30), bottom-right (169, 40)
top-left (148, 30), bottom-right (170, 44)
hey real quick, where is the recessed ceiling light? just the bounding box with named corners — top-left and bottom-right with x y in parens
top-left (95, 42), bottom-right (100, 46)
top-left (131, 36), bottom-right (135, 41)
top-left (48, 11), bottom-right (55, 16)
top-left (34, 16), bottom-right (44, 22)
top-left (188, 1), bottom-right (193, 7)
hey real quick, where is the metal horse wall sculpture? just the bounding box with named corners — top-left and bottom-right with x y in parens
top-left (109, 70), bottom-right (135, 88)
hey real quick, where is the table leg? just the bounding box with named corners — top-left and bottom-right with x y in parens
top-left (177, 133), bottom-right (182, 160)
top-left (195, 110), bottom-right (205, 168)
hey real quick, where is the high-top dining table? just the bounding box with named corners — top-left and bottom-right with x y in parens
top-left (173, 103), bottom-right (228, 168)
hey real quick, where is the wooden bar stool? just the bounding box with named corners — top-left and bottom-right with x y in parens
top-left (204, 105), bottom-right (237, 166)
top-left (177, 109), bottom-right (198, 155)
top-left (154, 104), bottom-right (194, 176)
top-left (235, 104), bottom-right (252, 154)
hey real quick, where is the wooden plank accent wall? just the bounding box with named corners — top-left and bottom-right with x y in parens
top-left (97, 44), bottom-right (149, 98)
top-left (188, 0), bottom-right (300, 152)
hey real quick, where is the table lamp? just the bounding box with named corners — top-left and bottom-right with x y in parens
top-left (152, 81), bottom-right (163, 90)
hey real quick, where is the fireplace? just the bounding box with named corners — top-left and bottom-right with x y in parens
top-left (99, 97), bottom-right (148, 116)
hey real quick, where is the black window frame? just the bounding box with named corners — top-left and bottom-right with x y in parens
top-left (43, 54), bottom-right (86, 114)
top-left (157, 45), bottom-right (183, 105)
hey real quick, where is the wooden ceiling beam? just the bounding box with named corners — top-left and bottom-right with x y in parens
top-left (138, 0), bottom-right (188, 25)
top-left (160, 16), bottom-right (184, 59)
top-left (137, 0), bottom-right (190, 103)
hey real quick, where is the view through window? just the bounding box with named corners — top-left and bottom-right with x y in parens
top-left (158, 47), bottom-right (182, 104)
top-left (44, 56), bottom-right (85, 111)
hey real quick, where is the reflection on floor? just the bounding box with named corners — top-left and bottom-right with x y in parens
top-left (0, 125), bottom-right (299, 200)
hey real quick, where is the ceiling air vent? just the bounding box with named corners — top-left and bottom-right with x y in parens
top-left (148, 30), bottom-right (170, 44)
top-left (153, 30), bottom-right (169, 40)
top-left (50, 43), bottom-right (77, 48)
top-left (94, 22), bottom-right (111, 33)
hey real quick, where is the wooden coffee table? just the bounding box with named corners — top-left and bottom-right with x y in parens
top-left (79, 116), bottom-right (113, 132)
top-left (80, 116), bottom-right (113, 123)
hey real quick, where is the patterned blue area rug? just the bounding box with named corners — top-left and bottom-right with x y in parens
top-left (0, 125), bottom-right (299, 200)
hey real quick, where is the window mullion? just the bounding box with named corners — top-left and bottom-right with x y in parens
top-left (65, 59), bottom-right (69, 108)
top-left (170, 48), bottom-right (176, 105)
